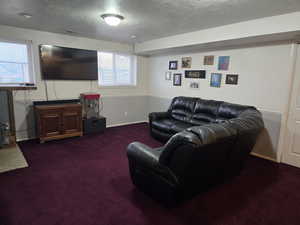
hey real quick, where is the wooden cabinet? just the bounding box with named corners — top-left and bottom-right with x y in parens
top-left (35, 103), bottom-right (82, 143)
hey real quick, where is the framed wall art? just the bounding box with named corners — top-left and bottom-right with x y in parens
top-left (218, 56), bottom-right (230, 70)
top-left (189, 82), bottom-right (199, 89)
top-left (185, 70), bottom-right (206, 79)
top-left (173, 73), bottom-right (182, 86)
top-left (226, 74), bottom-right (239, 85)
top-left (182, 57), bottom-right (192, 68)
top-left (165, 71), bottom-right (172, 80)
top-left (169, 61), bottom-right (178, 70)
top-left (204, 55), bottom-right (214, 65)
top-left (210, 73), bottom-right (222, 88)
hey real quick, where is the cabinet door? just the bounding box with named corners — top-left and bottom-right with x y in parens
top-left (62, 107), bottom-right (82, 134)
top-left (39, 109), bottom-right (63, 138)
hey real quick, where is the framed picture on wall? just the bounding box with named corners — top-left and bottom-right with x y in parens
top-left (185, 70), bottom-right (206, 79)
top-left (173, 73), bottom-right (182, 86)
top-left (210, 73), bottom-right (222, 88)
top-left (218, 56), bottom-right (230, 70)
top-left (169, 61), bottom-right (178, 70)
top-left (182, 57), bottom-right (192, 68)
top-left (189, 82), bottom-right (199, 89)
top-left (165, 71), bottom-right (172, 80)
top-left (204, 55), bottom-right (214, 65)
top-left (226, 74), bottom-right (238, 85)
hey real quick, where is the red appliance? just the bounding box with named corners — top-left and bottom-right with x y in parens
top-left (80, 93), bottom-right (102, 119)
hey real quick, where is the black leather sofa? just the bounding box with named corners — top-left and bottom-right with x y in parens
top-left (127, 96), bottom-right (264, 205)
top-left (148, 96), bottom-right (262, 142)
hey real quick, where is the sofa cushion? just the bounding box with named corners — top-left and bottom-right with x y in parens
top-left (152, 118), bottom-right (179, 133)
top-left (218, 102), bottom-right (256, 119)
top-left (187, 123), bottom-right (237, 144)
top-left (152, 118), bottom-right (194, 134)
top-left (189, 117), bottom-right (211, 125)
top-left (229, 109), bottom-right (264, 133)
top-left (171, 121), bottom-right (193, 133)
top-left (169, 97), bottom-right (197, 123)
top-left (194, 99), bottom-right (223, 115)
top-left (190, 114), bottom-right (216, 124)
top-left (191, 99), bottom-right (223, 124)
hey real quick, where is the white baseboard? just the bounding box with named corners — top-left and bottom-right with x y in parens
top-left (16, 137), bottom-right (32, 142)
top-left (250, 152), bottom-right (278, 163)
top-left (107, 120), bottom-right (147, 128)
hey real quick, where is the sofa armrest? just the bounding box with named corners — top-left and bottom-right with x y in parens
top-left (127, 142), bottom-right (161, 169)
top-left (149, 112), bottom-right (170, 121)
top-left (159, 130), bottom-right (201, 165)
top-left (127, 142), bottom-right (179, 184)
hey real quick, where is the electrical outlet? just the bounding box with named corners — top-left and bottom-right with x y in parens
top-left (124, 111), bottom-right (128, 116)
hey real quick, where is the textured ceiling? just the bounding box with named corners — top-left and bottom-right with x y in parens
top-left (0, 0), bottom-right (300, 44)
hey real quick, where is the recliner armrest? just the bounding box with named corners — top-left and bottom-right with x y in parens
top-left (127, 142), bottom-right (162, 169)
top-left (159, 130), bottom-right (201, 165)
top-left (127, 142), bottom-right (179, 184)
top-left (149, 112), bottom-right (170, 121)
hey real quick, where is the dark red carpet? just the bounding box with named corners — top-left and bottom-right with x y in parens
top-left (1, 123), bottom-right (300, 225)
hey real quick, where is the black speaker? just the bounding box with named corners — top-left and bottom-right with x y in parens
top-left (83, 116), bottom-right (106, 135)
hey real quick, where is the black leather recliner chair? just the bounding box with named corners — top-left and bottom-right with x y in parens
top-left (127, 97), bottom-right (264, 205)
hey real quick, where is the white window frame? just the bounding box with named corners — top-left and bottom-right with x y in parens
top-left (0, 38), bottom-right (35, 87)
top-left (98, 52), bottom-right (137, 87)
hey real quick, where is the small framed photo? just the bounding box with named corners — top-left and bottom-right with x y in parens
top-left (185, 70), bottom-right (206, 79)
top-left (165, 71), bottom-right (172, 80)
top-left (169, 61), bottom-right (178, 70)
top-left (226, 74), bottom-right (238, 85)
top-left (190, 82), bottom-right (199, 89)
top-left (173, 73), bottom-right (182, 86)
top-left (218, 56), bottom-right (230, 70)
top-left (210, 73), bottom-right (222, 88)
top-left (182, 57), bottom-right (192, 68)
top-left (204, 55), bottom-right (214, 65)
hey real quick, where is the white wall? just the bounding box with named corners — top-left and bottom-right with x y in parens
top-left (0, 25), bottom-right (149, 140)
top-left (148, 43), bottom-right (293, 113)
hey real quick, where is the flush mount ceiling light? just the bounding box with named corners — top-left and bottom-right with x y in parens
top-left (101, 14), bottom-right (124, 26)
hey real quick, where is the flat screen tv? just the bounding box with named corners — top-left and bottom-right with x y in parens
top-left (39, 45), bottom-right (98, 80)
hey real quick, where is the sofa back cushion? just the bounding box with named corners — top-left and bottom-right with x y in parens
top-left (228, 109), bottom-right (264, 133)
top-left (166, 96), bottom-right (258, 125)
top-left (190, 99), bottom-right (223, 124)
top-left (217, 102), bottom-right (256, 119)
top-left (169, 96), bottom-right (197, 123)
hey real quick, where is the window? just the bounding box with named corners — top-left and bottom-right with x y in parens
top-left (98, 52), bottom-right (136, 86)
top-left (0, 40), bottom-right (34, 86)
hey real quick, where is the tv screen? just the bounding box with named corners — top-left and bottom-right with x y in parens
top-left (39, 45), bottom-right (98, 80)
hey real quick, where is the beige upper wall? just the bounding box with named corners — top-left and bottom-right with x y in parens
top-left (148, 43), bottom-right (293, 113)
top-left (0, 24), bottom-right (149, 101)
top-left (135, 12), bottom-right (300, 55)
